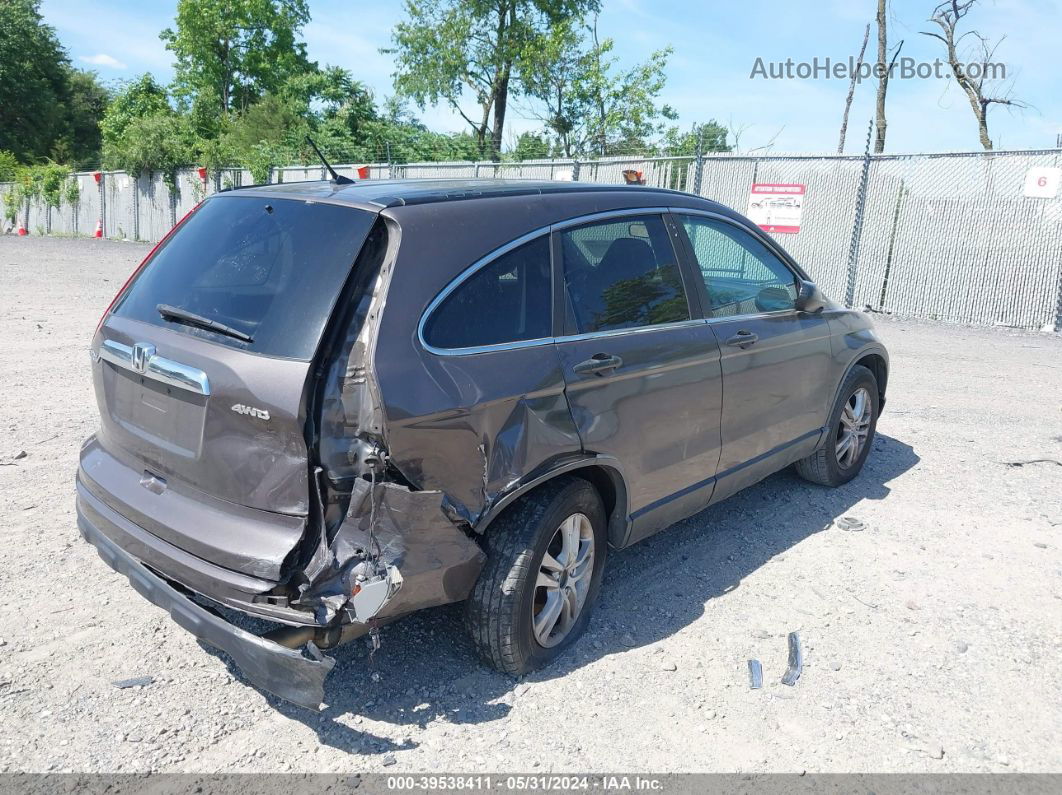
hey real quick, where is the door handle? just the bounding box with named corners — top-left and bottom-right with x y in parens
top-left (725, 330), bottom-right (759, 348)
top-left (573, 353), bottom-right (623, 375)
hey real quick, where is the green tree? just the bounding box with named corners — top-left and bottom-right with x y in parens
top-left (101, 77), bottom-right (194, 185)
top-left (100, 74), bottom-right (172, 154)
top-left (161, 0), bottom-right (315, 120)
top-left (0, 0), bottom-right (71, 161)
top-left (63, 69), bottom-right (110, 167)
top-left (0, 150), bottom-right (19, 181)
top-left (103, 111), bottom-right (195, 187)
top-left (511, 131), bottom-right (552, 160)
top-left (520, 17), bottom-right (677, 156)
top-left (388, 0), bottom-right (599, 161)
top-left (658, 121), bottom-right (731, 156)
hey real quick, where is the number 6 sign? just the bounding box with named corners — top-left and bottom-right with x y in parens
top-left (1023, 167), bottom-right (1060, 198)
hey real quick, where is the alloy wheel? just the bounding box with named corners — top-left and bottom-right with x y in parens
top-left (835, 387), bottom-right (872, 469)
top-left (531, 512), bottom-right (595, 648)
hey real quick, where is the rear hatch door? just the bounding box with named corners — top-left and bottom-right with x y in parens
top-left (85, 194), bottom-right (377, 581)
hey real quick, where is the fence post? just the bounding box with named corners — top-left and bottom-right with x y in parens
top-left (473, 161), bottom-right (481, 179)
top-left (132, 173), bottom-right (140, 242)
top-left (572, 158), bottom-right (581, 181)
top-left (1053, 266), bottom-right (1062, 333)
top-left (692, 127), bottom-right (705, 195)
top-left (386, 142), bottom-right (393, 179)
top-left (170, 175), bottom-right (177, 229)
top-left (844, 119), bottom-right (874, 308)
top-left (99, 172), bottom-right (106, 238)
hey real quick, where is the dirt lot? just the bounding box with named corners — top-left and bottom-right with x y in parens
top-left (0, 235), bottom-right (1060, 774)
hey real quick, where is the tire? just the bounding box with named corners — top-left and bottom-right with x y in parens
top-left (464, 476), bottom-right (607, 676)
top-left (795, 364), bottom-right (879, 487)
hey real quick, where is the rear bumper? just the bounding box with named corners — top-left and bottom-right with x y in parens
top-left (75, 473), bottom-right (317, 626)
top-left (77, 505), bottom-right (335, 709)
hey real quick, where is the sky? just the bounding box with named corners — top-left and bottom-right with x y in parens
top-left (40, 0), bottom-right (1062, 154)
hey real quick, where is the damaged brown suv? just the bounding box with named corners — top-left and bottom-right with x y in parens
top-left (77, 178), bottom-right (888, 708)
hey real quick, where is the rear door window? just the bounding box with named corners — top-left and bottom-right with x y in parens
top-left (113, 196), bottom-right (376, 360)
top-left (423, 235), bottom-right (552, 350)
top-left (560, 214), bottom-right (690, 334)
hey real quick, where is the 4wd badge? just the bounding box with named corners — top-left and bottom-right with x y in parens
top-left (231, 403), bottom-right (270, 421)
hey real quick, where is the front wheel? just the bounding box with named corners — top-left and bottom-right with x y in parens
top-left (464, 477), bottom-right (607, 675)
top-left (795, 364), bottom-right (879, 487)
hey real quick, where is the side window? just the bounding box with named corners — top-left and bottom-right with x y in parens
top-left (678, 215), bottom-right (797, 317)
top-left (561, 214), bottom-right (690, 334)
top-left (423, 235), bottom-right (552, 349)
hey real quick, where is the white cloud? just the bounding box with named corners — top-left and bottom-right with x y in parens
top-left (78, 53), bottom-right (127, 69)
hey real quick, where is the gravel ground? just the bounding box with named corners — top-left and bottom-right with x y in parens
top-left (0, 235), bottom-right (1060, 774)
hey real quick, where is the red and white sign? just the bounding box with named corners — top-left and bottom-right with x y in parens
top-left (746, 183), bottom-right (805, 234)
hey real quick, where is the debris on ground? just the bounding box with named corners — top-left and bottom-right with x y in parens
top-left (112, 676), bottom-right (154, 689)
top-left (835, 516), bottom-right (865, 531)
top-left (781, 632), bottom-right (803, 687)
top-left (1, 450), bottom-right (27, 466)
top-left (1001, 459), bottom-right (1062, 468)
top-left (748, 660), bottom-right (763, 689)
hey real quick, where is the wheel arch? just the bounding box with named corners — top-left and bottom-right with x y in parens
top-left (852, 349), bottom-right (888, 409)
top-left (475, 456), bottom-right (630, 548)
top-left (829, 344), bottom-right (889, 418)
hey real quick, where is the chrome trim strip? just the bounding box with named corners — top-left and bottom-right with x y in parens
top-left (549, 206), bottom-right (671, 231)
top-left (99, 339), bottom-right (133, 367)
top-left (704, 309), bottom-right (798, 326)
top-left (553, 318), bottom-right (706, 344)
top-left (147, 356), bottom-right (211, 396)
top-left (96, 339), bottom-right (211, 396)
top-left (418, 207), bottom-right (676, 357)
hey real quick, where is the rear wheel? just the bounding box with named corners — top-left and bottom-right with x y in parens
top-left (795, 364), bottom-right (879, 487)
top-left (464, 477), bottom-right (606, 675)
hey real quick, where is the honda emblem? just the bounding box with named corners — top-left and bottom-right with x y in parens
top-left (131, 343), bottom-right (155, 374)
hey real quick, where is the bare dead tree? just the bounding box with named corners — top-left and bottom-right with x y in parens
top-left (724, 116), bottom-right (752, 152)
top-left (922, 0), bottom-right (1026, 150)
top-left (874, 0), bottom-right (889, 152)
top-left (839, 23), bottom-right (871, 153)
top-left (873, 1), bottom-right (906, 153)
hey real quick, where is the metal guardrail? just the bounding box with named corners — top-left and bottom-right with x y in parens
top-left (3, 149), bottom-right (1061, 331)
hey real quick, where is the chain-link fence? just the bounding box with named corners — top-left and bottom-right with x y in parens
top-left (3, 149), bottom-right (1061, 331)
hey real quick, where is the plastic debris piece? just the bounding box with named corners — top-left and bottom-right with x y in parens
top-left (781, 632), bottom-right (804, 686)
top-left (748, 659), bottom-right (763, 689)
top-left (112, 675), bottom-right (154, 689)
top-left (835, 516), bottom-right (865, 531)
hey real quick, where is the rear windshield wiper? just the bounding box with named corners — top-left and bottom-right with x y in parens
top-left (157, 304), bottom-right (254, 343)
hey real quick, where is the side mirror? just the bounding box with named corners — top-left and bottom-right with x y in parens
top-left (794, 279), bottom-right (826, 314)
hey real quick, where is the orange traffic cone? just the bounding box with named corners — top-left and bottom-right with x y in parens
top-left (93, 219), bottom-right (102, 238)
top-left (16, 220), bottom-right (28, 236)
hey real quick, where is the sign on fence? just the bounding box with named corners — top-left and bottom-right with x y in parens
top-left (1022, 167), bottom-right (1061, 198)
top-left (746, 183), bottom-right (805, 234)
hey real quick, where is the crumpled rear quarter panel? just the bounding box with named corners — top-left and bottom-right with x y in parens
top-left (373, 196), bottom-right (590, 526)
top-left (372, 190), bottom-right (715, 527)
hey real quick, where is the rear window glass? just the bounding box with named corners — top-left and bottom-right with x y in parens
top-left (113, 196), bottom-right (375, 360)
top-left (423, 236), bottom-right (552, 349)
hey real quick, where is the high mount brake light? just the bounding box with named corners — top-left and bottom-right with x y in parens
top-left (94, 202), bottom-right (203, 333)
